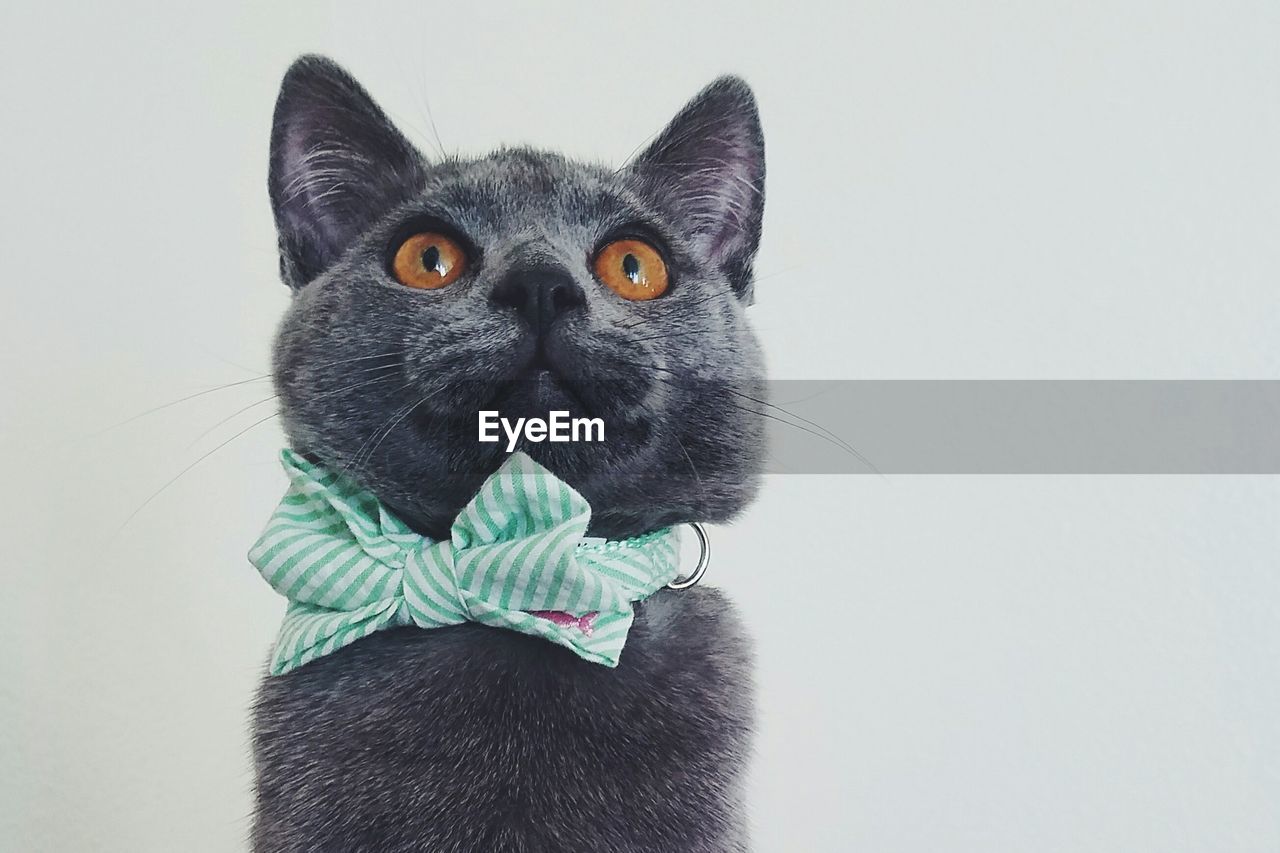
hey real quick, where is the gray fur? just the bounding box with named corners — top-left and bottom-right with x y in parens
top-left (253, 55), bottom-right (767, 851)
top-left (254, 588), bottom-right (754, 852)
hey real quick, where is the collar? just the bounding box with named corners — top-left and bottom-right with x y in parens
top-left (249, 449), bottom-right (683, 674)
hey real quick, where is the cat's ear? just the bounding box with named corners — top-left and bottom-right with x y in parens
top-left (268, 55), bottom-right (426, 288)
top-left (629, 76), bottom-right (765, 301)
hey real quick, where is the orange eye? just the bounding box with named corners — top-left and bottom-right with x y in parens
top-left (391, 232), bottom-right (467, 289)
top-left (593, 239), bottom-right (669, 301)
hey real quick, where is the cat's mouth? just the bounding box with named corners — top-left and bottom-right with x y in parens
top-left (526, 343), bottom-right (555, 373)
top-left (397, 337), bottom-right (657, 461)
top-left (499, 362), bottom-right (592, 416)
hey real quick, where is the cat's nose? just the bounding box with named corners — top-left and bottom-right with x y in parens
top-left (490, 263), bottom-right (586, 332)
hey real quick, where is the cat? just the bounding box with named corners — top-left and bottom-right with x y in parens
top-left (252, 55), bottom-right (768, 852)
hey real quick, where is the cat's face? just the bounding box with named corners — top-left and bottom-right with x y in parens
top-left (268, 56), bottom-right (767, 539)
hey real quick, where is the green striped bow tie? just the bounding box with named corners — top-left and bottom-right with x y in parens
top-left (250, 449), bottom-right (682, 675)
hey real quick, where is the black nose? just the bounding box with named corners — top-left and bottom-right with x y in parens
top-left (491, 264), bottom-right (586, 332)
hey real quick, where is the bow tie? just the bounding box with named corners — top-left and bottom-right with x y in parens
top-left (249, 449), bottom-right (682, 675)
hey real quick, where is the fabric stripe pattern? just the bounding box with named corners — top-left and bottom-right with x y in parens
top-left (249, 449), bottom-right (682, 674)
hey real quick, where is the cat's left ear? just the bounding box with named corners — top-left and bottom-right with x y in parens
top-left (628, 76), bottom-right (766, 302)
top-left (268, 55), bottom-right (426, 288)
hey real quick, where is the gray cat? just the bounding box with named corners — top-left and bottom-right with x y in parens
top-left (252, 55), bottom-right (768, 852)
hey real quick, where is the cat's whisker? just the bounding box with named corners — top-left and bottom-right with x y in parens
top-left (190, 363), bottom-right (406, 451)
top-left (328, 363), bottom-right (403, 386)
top-left (617, 290), bottom-right (731, 331)
top-left (750, 265), bottom-right (804, 284)
top-left (627, 330), bottom-right (708, 345)
top-left (615, 122), bottom-right (669, 173)
top-left (183, 364), bottom-right (404, 452)
top-left (342, 377), bottom-right (469, 479)
top-left (720, 399), bottom-right (882, 476)
top-left (97, 353), bottom-right (403, 440)
top-left (390, 52), bottom-right (449, 160)
top-left (301, 350), bottom-right (401, 372)
top-left (417, 92), bottom-right (448, 162)
top-left (338, 379), bottom-right (430, 477)
top-left (119, 409), bottom-right (283, 531)
top-left (672, 433), bottom-right (703, 494)
top-left (384, 104), bottom-right (445, 162)
top-left (726, 387), bottom-right (873, 469)
top-left (94, 374), bottom-right (273, 437)
top-left (119, 362), bottom-right (407, 528)
top-left (187, 394), bottom-right (281, 449)
top-left (628, 328), bottom-right (770, 345)
top-left (350, 395), bottom-right (430, 475)
top-left (732, 391), bottom-right (878, 474)
top-left (639, 361), bottom-right (881, 475)
top-left (309, 361), bottom-right (404, 387)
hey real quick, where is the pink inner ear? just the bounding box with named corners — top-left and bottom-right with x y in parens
top-left (528, 610), bottom-right (597, 637)
top-left (627, 77), bottom-right (764, 273)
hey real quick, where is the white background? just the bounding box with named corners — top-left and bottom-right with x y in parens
top-left (2, 1), bottom-right (1277, 850)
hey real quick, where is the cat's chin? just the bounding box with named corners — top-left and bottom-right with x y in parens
top-left (376, 441), bottom-right (671, 542)
top-left (495, 369), bottom-right (590, 418)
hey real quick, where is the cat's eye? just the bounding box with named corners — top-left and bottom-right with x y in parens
top-left (592, 239), bottom-right (669, 301)
top-left (391, 232), bottom-right (467, 290)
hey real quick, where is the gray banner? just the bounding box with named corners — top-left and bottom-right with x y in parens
top-left (760, 381), bottom-right (1280, 473)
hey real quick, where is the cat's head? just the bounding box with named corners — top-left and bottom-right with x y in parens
top-left (268, 56), bottom-right (767, 539)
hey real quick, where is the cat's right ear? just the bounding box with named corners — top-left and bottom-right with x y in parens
top-left (627, 76), bottom-right (766, 302)
top-left (268, 55), bottom-right (426, 288)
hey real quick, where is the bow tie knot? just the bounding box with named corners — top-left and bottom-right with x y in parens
top-left (250, 450), bottom-right (681, 675)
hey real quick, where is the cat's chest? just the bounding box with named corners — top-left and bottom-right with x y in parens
top-left (252, 587), bottom-right (754, 852)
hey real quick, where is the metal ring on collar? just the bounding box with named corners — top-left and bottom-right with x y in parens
top-left (667, 522), bottom-right (710, 590)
